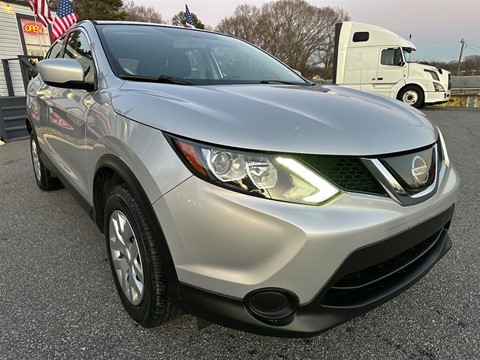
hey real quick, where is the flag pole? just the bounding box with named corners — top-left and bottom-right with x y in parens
top-left (32, 13), bottom-right (46, 56)
top-left (29, 0), bottom-right (53, 57)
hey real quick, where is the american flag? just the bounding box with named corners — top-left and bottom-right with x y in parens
top-left (185, 4), bottom-right (195, 29)
top-left (51, 0), bottom-right (79, 41)
top-left (29, 0), bottom-right (52, 27)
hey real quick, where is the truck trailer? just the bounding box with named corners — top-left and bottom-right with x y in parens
top-left (332, 22), bottom-right (451, 108)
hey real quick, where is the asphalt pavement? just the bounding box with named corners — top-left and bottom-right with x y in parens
top-left (0, 107), bottom-right (479, 359)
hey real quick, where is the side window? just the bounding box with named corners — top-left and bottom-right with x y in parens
top-left (46, 41), bottom-right (64, 59)
top-left (353, 32), bottom-right (369, 42)
top-left (381, 48), bottom-right (403, 66)
top-left (64, 31), bottom-right (95, 82)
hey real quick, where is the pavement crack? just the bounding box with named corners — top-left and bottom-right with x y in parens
top-left (456, 120), bottom-right (480, 143)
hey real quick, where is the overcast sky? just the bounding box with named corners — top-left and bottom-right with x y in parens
top-left (136, 0), bottom-right (480, 62)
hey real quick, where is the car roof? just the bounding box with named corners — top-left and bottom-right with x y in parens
top-left (84, 20), bottom-right (204, 32)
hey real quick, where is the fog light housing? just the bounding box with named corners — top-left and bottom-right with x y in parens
top-left (244, 288), bottom-right (299, 326)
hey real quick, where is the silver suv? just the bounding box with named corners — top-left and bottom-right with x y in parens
top-left (26, 21), bottom-right (459, 337)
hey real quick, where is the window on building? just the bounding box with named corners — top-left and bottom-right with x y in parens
top-left (19, 18), bottom-right (51, 57)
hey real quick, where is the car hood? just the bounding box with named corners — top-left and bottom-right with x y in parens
top-left (112, 82), bottom-right (436, 156)
top-left (409, 62), bottom-right (450, 75)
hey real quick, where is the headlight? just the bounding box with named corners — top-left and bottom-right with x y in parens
top-left (433, 82), bottom-right (445, 92)
top-left (167, 135), bottom-right (340, 205)
top-left (437, 127), bottom-right (450, 167)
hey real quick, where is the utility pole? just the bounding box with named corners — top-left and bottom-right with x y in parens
top-left (456, 38), bottom-right (465, 76)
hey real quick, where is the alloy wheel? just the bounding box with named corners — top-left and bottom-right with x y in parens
top-left (31, 138), bottom-right (42, 181)
top-left (109, 210), bottom-right (145, 305)
top-left (402, 90), bottom-right (418, 105)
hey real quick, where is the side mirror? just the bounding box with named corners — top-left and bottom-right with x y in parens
top-left (38, 59), bottom-right (94, 91)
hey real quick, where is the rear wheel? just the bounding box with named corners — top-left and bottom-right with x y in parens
top-left (397, 85), bottom-right (424, 108)
top-left (105, 184), bottom-right (180, 327)
top-left (30, 132), bottom-right (63, 191)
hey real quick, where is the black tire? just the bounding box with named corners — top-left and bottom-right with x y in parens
top-left (30, 132), bottom-right (63, 191)
top-left (105, 184), bottom-right (180, 327)
top-left (397, 85), bottom-right (424, 108)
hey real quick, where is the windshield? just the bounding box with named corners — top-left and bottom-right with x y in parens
top-left (402, 47), bottom-right (415, 63)
top-left (96, 24), bottom-right (308, 86)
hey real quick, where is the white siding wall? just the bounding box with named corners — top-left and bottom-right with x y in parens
top-left (0, 2), bottom-right (52, 96)
top-left (1, 3), bottom-right (27, 96)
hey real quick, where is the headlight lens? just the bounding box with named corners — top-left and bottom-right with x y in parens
top-left (168, 136), bottom-right (339, 205)
top-left (433, 82), bottom-right (445, 92)
top-left (437, 127), bottom-right (450, 167)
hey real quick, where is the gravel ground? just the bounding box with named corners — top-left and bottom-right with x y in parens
top-left (0, 107), bottom-right (478, 360)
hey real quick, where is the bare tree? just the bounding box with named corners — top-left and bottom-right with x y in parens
top-left (123, 1), bottom-right (163, 23)
top-left (258, 0), bottom-right (318, 71)
top-left (309, 7), bottom-right (350, 79)
top-left (421, 55), bottom-right (480, 76)
top-left (462, 55), bottom-right (480, 75)
top-left (216, 0), bottom-right (349, 78)
top-left (217, 5), bottom-right (261, 43)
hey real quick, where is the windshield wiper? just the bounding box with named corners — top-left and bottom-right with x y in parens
top-left (259, 80), bottom-right (312, 86)
top-left (119, 74), bottom-right (193, 85)
top-left (157, 75), bottom-right (193, 85)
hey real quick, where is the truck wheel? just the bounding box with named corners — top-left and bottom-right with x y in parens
top-left (30, 132), bottom-right (63, 191)
top-left (105, 184), bottom-right (180, 327)
top-left (397, 86), bottom-right (424, 108)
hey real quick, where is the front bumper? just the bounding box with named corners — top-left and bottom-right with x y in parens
top-left (154, 161), bottom-right (458, 336)
top-left (178, 205), bottom-right (454, 337)
top-left (425, 90), bottom-right (451, 105)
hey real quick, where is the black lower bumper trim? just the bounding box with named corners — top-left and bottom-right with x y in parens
top-left (178, 205), bottom-right (454, 338)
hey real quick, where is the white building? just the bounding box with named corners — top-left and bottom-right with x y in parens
top-left (1, 0), bottom-right (54, 97)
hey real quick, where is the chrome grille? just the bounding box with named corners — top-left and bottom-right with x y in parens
top-left (380, 146), bottom-right (436, 194)
top-left (362, 142), bottom-right (441, 206)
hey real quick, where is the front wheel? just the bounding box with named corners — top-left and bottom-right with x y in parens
top-left (397, 85), bottom-right (424, 108)
top-left (105, 184), bottom-right (180, 327)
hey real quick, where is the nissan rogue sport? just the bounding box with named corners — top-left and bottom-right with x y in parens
top-left (26, 20), bottom-right (460, 337)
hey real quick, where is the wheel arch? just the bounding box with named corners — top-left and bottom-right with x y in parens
top-left (93, 154), bottom-right (157, 233)
top-left (93, 154), bottom-right (183, 307)
top-left (26, 117), bottom-right (33, 134)
top-left (396, 83), bottom-right (425, 108)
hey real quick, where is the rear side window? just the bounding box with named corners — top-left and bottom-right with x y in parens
top-left (353, 32), bottom-right (369, 42)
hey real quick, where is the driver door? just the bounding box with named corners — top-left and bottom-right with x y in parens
top-left (41, 30), bottom-right (96, 200)
top-left (374, 47), bottom-right (406, 96)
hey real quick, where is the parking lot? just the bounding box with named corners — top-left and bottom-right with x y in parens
top-left (0, 107), bottom-right (478, 359)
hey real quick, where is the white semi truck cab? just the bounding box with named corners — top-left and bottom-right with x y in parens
top-left (333, 21), bottom-right (451, 108)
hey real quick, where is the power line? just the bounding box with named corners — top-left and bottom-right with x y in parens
top-left (416, 41), bottom-right (466, 45)
top-left (465, 42), bottom-right (480, 52)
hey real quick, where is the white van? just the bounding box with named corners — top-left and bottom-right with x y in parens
top-left (333, 22), bottom-right (451, 108)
